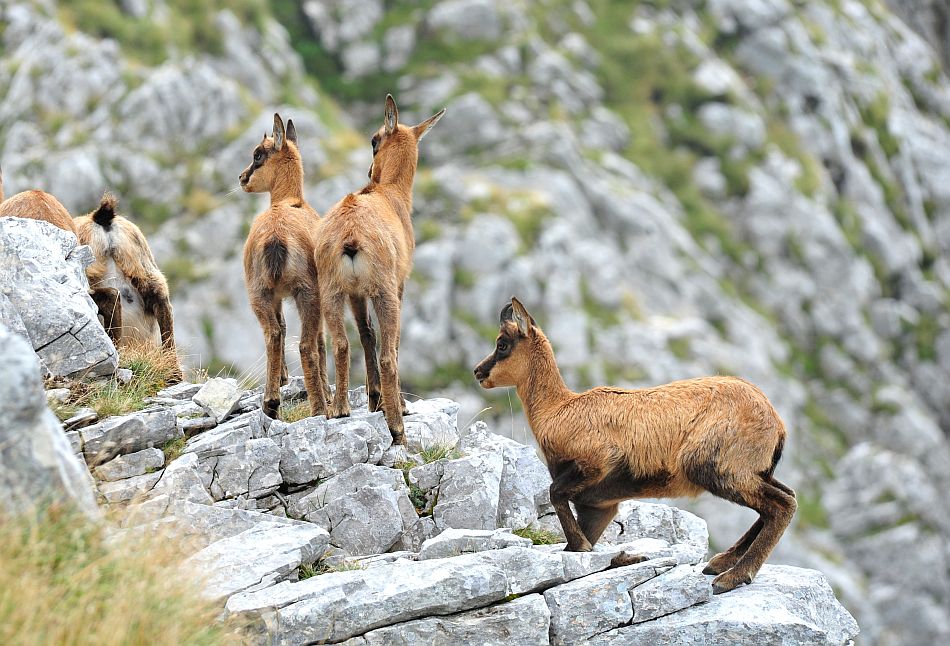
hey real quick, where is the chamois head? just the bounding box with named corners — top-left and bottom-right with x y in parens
top-left (367, 95), bottom-right (445, 181)
top-left (474, 297), bottom-right (539, 389)
top-left (240, 113), bottom-right (300, 193)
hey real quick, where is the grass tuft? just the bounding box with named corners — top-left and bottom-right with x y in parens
top-left (278, 399), bottom-right (312, 423)
top-left (300, 559), bottom-right (365, 579)
top-left (0, 506), bottom-right (238, 645)
top-left (52, 343), bottom-right (182, 421)
top-left (418, 443), bottom-right (462, 464)
top-left (513, 526), bottom-right (562, 545)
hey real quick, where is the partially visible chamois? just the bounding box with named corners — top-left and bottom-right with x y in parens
top-left (0, 170), bottom-right (126, 346)
top-left (74, 194), bottom-right (180, 380)
top-left (240, 113), bottom-right (330, 419)
top-left (314, 95), bottom-right (444, 444)
top-left (473, 297), bottom-right (797, 594)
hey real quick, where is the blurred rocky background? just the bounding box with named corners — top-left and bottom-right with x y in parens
top-left (0, 0), bottom-right (948, 642)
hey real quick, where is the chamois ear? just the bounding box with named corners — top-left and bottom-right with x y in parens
top-left (412, 107), bottom-right (446, 141)
top-left (273, 113), bottom-right (286, 152)
top-left (286, 118), bottom-right (297, 145)
top-left (499, 302), bottom-right (514, 326)
top-left (384, 94), bottom-right (398, 135)
top-left (510, 297), bottom-right (535, 336)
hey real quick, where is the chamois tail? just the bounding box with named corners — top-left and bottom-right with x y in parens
top-left (92, 193), bottom-right (118, 229)
top-left (263, 239), bottom-right (288, 284)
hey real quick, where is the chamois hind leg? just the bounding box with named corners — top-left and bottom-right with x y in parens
top-left (276, 305), bottom-right (289, 386)
top-left (349, 295), bottom-right (382, 413)
top-left (251, 290), bottom-right (284, 419)
top-left (702, 519), bottom-right (763, 575)
top-left (294, 287), bottom-right (328, 418)
top-left (323, 291), bottom-right (351, 418)
top-left (91, 287), bottom-right (122, 346)
top-left (371, 287), bottom-right (406, 444)
top-left (709, 477), bottom-right (797, 594)
top-left (395, 282), bottom-right (409, 415)
top-left (575, 502), bottom-right (619, 545)
top-left (136, 277), bottom-right (182, 382)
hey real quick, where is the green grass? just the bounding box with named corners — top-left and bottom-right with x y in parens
top-left (278, 399), bottom-right (312, 423)
top-left (418, 443), bottom-right (462, 463)
top-left (513, 526), bottom-right (562, 545)
top-left (0, 506), bottom-right (237, 645)
top-left (52, 344), bottom-right (182, 422)
top-left (299, 559), bottom-right (365, 580)
top-left (162, 436), bottom-right (187, 463)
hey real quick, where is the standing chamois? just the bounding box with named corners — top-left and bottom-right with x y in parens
top-left (240, 113), bottom-right (330, 419)
top-left (473, 297), bottom-right (797, 594)
top-left (0, 171), bottom-right (125, 347)
top-left (74, 194), bottom-right (179, 376)
top-left (314, 95), bottom-right (444, 444)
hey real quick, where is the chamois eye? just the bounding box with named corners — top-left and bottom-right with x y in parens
top-left (254, 150), bottom-right (263, 162)
top-left (497, 340), bottom-right (508, 353)
top-left (371, 135), bottom-right (380, 155)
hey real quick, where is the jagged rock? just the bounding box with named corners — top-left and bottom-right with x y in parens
top-left (351, 593), bottom-right (551, 646)
top-left (418, 527), bottom-right (532, 560)
top-left (410, 451), bottom-right (504, 531)
top-left (151, 453), bottom-right (214, 504)
top-left (198, 438), bottom-right (282, 501)
top-left (186, 521), bottom-right (330, 600)
top-left (404, 397), bottom-right (462, 450)
top-left (427, 0), bottom-right (502, 42)
top-left (0, 322), bottom-right (99, 517)
top-left (46, 387), bottom-right (71, 405)
top-left (392, 516), bottom-right (438, 552)
top-left (287, 463), bottom-right (416, 555)
top-left (93, 447), bottom-right (164, 482)
top-left (178, 415), bottom-right (217, 437)
top-left (156, 382), bottom-right (203, 400)
top-left (64, 430), bottom-right (82, 455)
top-left (586, 565), bottom-right (859, 645)
top-left (543, 557), bottom-right (678, 644)
top-left (192, 377), bottom-right (243, 423)
top-left (97, 470), bottom-right (162, 504)
top-left (629, 564), bottom-right (712, 623)
top-left (185, 411), bottom-right (262, 456)
top-left (80, 409), bottom-right (180, 465)
top-left (62, 407), bottom-right (97, 431)
top-left (0, 218), bottom-right (117, 377)
top-left (461, 421), bottom-right (552, 528)
top-left (613, 501), bottom-right (709, 564)
top-left (278, 413), bottom-right (392, 485)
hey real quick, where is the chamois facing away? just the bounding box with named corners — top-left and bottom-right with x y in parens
top-left (74, 194), bottom-right (180, 380)
top-left (314, 95), bottom-right (445, 444)
top-left (240, 113), bottom-right (330, 420)
top-left (473, 297), bottom-right (797, 594)
top-left (0, 174), bottom-right (128, 348)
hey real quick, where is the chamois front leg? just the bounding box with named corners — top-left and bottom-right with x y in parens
top-left (349, 295), bottom-right (382, 413)
top-left (372, 288), bottom-right (406, 445)
top-left (90, 286), bottom-right (122, 346)
top-left (251, 291), bottom-right (284, 419)
top-left (276, 306), bottom-right (289, 386)
top-left (324, 292), bottom-right (351, 418)
top-left (294, 286), bottom-right (328, 418)
top-left (549, 461), bottom-right (597, 552)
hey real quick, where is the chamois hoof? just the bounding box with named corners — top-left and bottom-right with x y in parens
top-left (262, 398), bottom-right (281, 420)
top-left (702, 553), bottom-right (736, 575)
top-left (564, 541), bottom-right (593, 553)
top-left (329, 401), bottom-right (351, 419)
top-left (611, 552), bottom-right (648, 567)
top-left (711, 570), bottom-right (753, 595)
top-left (391, 431), bottom-right (407, 446)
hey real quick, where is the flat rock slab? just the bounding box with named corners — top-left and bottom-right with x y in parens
top-left (278, 414), bottom-right (392, 486)
top-left (418, 527), bottom-right (532, 560)
top-left (349, 593), bottom-right (551, 646)
top-left (544, 556), bottom-right (677, 644)
top-left (613, 500), bottom-right (709, 564)
top-left (629, 564), bottom-right (712, 623)
top-left (80, 409), bottom-right (180, 465)
top-left (93, 447), bottom-right (165, 481)
top-left (410, 451), bottom-right (504, 531)
top-left (97, 470), bottom-right (162, 504)
top-left (192, 377), bottom-right (243, 423)
top-left (186, 522), bottom-right (329, 600)
top-left (586, 565), bottom-right (860, 646)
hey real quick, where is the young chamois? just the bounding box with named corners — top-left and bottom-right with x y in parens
top-left (240, 113), bottom-right (330, 419)
top-left (74, 194), bottom-right (180, 377)
top-left (474, 298), bottom-right (797, 594)
top-left (314, 95), bottom-right (444, 444)
top-left (0, 171), bottom-right (126, 346)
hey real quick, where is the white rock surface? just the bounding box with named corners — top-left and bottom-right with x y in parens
top-left (192, 378), bottom-right (243, 423)
top-left (93, 447), bottom-right (164, 482)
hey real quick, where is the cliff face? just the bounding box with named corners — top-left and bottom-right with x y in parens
top-left (0, 1), bottom-right (948, 643)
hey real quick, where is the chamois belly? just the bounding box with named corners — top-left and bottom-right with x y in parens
top-left (102, 259), bottom-right (161, 347)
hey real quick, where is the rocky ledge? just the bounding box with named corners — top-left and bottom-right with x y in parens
top-left (28, 365), bottom-right (856, 645)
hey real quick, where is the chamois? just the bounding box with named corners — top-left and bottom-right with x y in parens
top-left (0, 174), bottom-right (126, 345)
top-left (473, 298), bottom-right (797, 594)
top-left (240, 113), bottom-right (330, 419)
top-left (74, 194), bottom-right (180, 378)
top-left (314, 95), bottom-right (444, 444)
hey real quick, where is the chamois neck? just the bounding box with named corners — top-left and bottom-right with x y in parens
top-left (517, 334), bottom-right (572, 422)
top-left (269, 153), bottom-right (304, 206)
top-left (376, 149), bottom-right (417, 204)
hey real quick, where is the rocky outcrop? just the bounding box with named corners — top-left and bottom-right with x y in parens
top-left (0, 322), bottom-right (99, 517)
top-left (0, 218), bottom-right (116, 378)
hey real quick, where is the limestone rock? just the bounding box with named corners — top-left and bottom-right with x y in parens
top-left (0, 322), bottom-right (99, 517)
top-left (192, 377), bottom-right (243, 423)
top-left (97, 470), bottom-right (162, 504)
top-left (80, 409), bottom-right (180, 465)
top-left (151, 453), bottom-right (214, 504)
top-left (613, 501), bottom-right (709, 564)
top-left (93, 447), bottom-right (164, 482)
top-left (629, 564), bottom-right (712, 623)
top-left (278, 413), bottom-right (392, 485)
top-left (410, 451), bottom-right (504, 531)
top-left (418, 527), bottom-right (532, 560)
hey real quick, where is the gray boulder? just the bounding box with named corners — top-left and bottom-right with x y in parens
top-left (629, 564), bottom-right (712, 623)
top-left (151, 453), bottom-right (214, 504)
top-left (198, 437), bottom-right (282, 501)
top-left (586, 565), bottom-right (859, 646)
top-left (0, 217), bottom-right (116, 377)
top-left (0, 322), bottom-right (99, 517)
top-left (192, 377), bottom-right (244, 423)
top-left (80, 409), bottom-right (180, 465)
top-left (278, 413), bottom-right (392, 485)
top-left (409, 450), bottom-right (504, 531)
top-left (418, 527), bottom-right (532, 560)
top-left (353, 593), bottom-right (551, 646)
top-left (97, 470), bottom-right (163, 504)
top-left (612, 501), bottom-right (709, 564)
top-left (93, 447), bottom-right (165, 482)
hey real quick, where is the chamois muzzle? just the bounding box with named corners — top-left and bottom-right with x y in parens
top-left (473, 357), bottom-right (494, 387)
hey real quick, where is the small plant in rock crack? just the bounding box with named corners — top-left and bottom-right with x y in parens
top-left (417, 443), bottom-right (462, 463)
top-left (299, 559), bottom-right (365, 579)
top-left (513, 526), bottom-right (562, 545)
